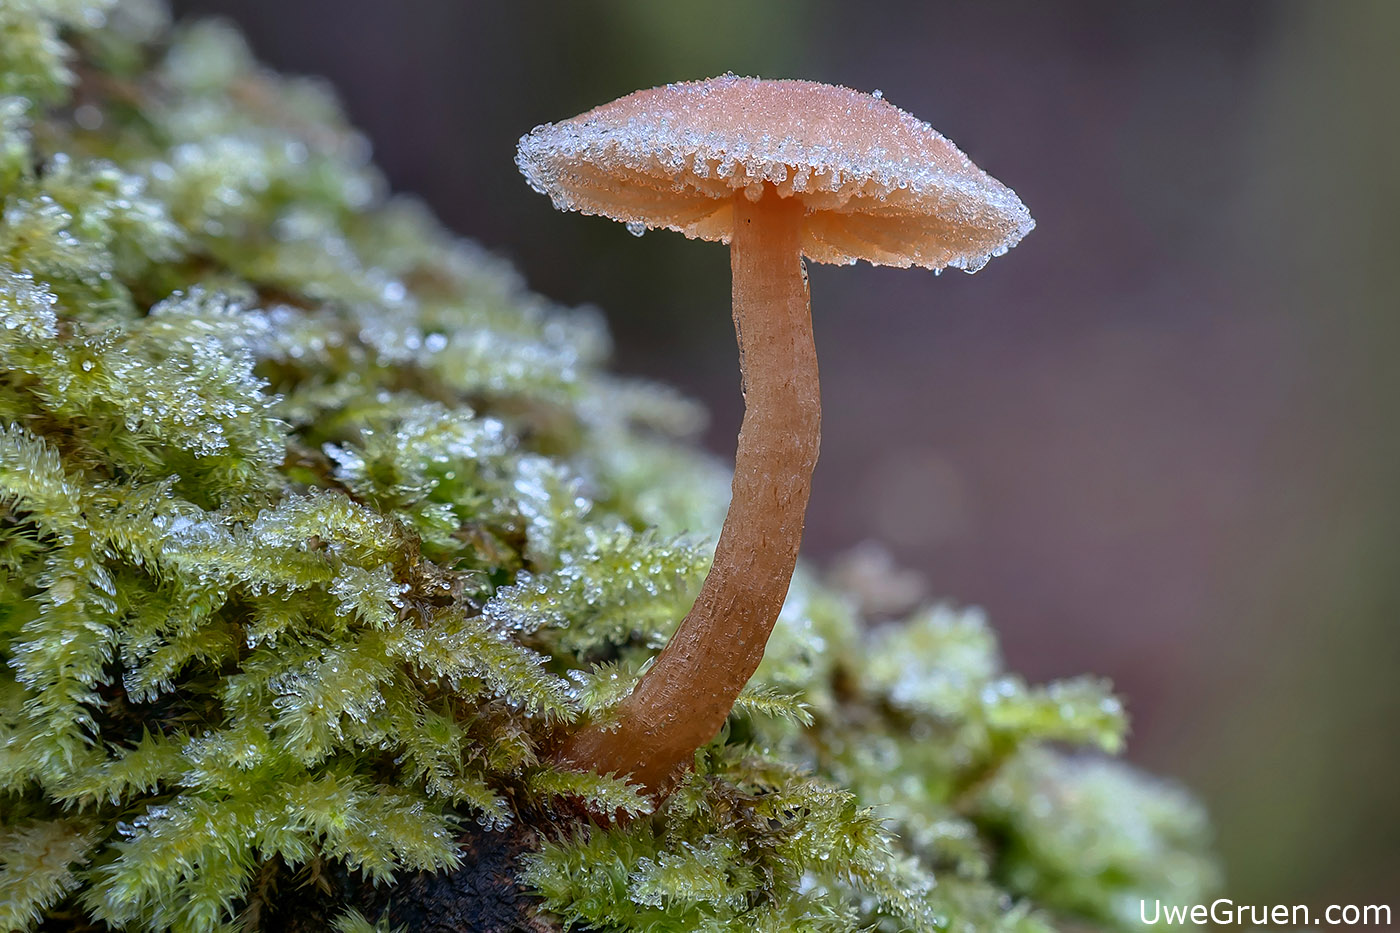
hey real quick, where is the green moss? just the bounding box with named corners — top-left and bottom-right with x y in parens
top-left (0, 3), bottom-right (1218, 931)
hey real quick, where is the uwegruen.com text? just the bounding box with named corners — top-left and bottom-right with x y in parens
top-left (1140, 899), bottom-right (1391, 926)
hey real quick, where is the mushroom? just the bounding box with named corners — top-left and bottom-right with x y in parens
top-left (517, 75), bottom-right (1033, 795)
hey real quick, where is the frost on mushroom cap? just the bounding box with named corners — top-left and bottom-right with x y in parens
top-left (516, 74), bottom-right (1035, 271)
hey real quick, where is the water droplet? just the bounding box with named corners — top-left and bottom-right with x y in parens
top-left (872, 89), bottom-right (884, 100)
top-left (962, 254), bottom-right (990, 274)
top-left (625, 221), bottom-right (647, 237)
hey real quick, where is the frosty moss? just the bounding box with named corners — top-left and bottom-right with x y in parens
top-left (0, 2), bottom-right (1217, 931)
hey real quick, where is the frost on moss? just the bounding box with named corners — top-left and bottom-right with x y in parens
top-left (0, 3), bottom-right (1218, 931)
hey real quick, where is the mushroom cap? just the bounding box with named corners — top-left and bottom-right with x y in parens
top-left (516, 75), bottom-right (1034, 271)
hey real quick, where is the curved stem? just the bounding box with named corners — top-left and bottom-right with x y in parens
top-left (555, 190), bottom-right (820, 794)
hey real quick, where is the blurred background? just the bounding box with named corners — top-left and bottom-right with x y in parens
top-left (171, 0), bottom-right (1400, 914)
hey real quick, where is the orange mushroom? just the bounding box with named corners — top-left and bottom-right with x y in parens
top-left (517, 75), bottom-right (1033, 795)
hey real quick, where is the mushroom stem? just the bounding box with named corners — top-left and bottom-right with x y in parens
top-left (556, 189), bottom-right (820, 794)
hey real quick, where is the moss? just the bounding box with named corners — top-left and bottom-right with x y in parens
top-left (0, 2), bottom-right (1218, 931)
